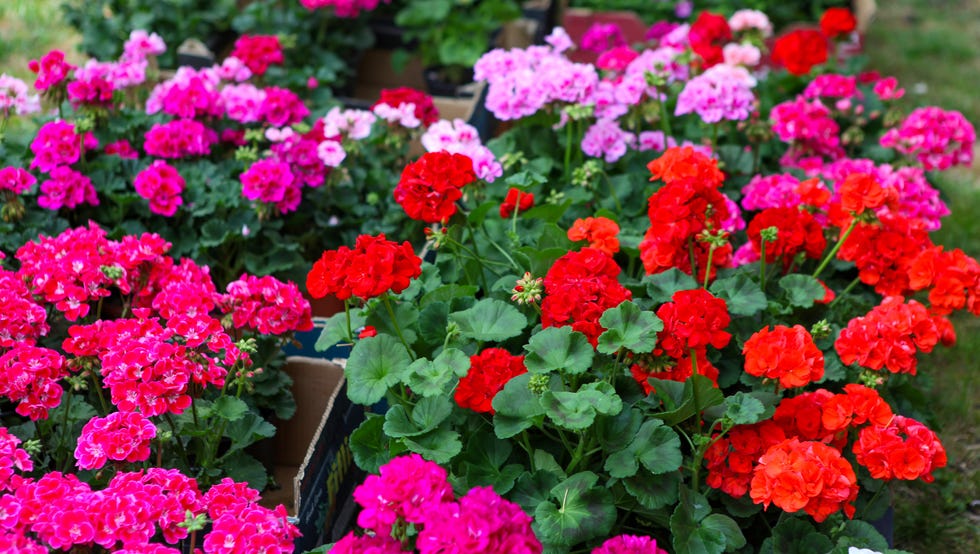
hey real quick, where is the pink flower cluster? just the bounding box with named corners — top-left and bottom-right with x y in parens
top-left (321, 106), bottom-right (377, 140)
top-left (143, 118), bottom-right (217, 158)
top-left (0, 166), bottom-right (36, 195)
top-left (770, 96), bottom-right (844, 168)
top-left (0, 428), bottom-right (32, 492)
top-left (0, 73), bottom-right (40, 115)
top-left (240, 158), bottom-right (300, 213)
top-left (134, 160), bottom-right (185, 216)
top-left (0, 344), bottom-right (67, 420)
top-left (271, 128), bottom-right (329, 187)
top-left (259, 86), bottom-right (309, 127)
top-left (0, 467), bottom-right (296, 553)
top-left (221, 274), bottom-right (314, 335)
top-left (582, 118), bottom-right (636, 163)
top-left (230, 35), bottom-right (284, 77)
top-left (591, 534), bottom-right (670, 554)
top-left (581, 22), bottom-right (628, 53)
top-left (341, 454), bottom-right (542, 553)
top-left (0, 271), bottom-right (48, 347)
top-left (28, 49), bottom-right (75, 91)
top-left (299, 0), bottom-right (389, 17)
top-left (29, 120), bottom-right (82, 172)
top-left (880, 106), bottom-right (976, 170)
top-left (675, 63), bottom-right (757, 123)
top-left (146, 66), bottom-right (223, 118)
top-left (420, 119), bottom-right (503, 181)
top-left (74, 411), bottom-right (156, 470)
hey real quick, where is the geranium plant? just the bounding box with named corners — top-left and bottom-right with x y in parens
top-left (306, 8), bottom-right (976, 553)
top-left (0, 222), bottom-right (314, 552)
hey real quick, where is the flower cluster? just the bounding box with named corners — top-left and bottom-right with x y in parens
top-left (339, 454), bottom-right (541, 553)
top-left (394, 151), bottom-right (477, 223)
top-left (306, 233), bottom-right (422, 301)
top-left (230, 34), bottom-right (284, 77)
top-left (880, 106), bottom-right (976, 170)
top-left (455, 348), bottom-right (527, 414)
top-left (834, 296), bottom-right (942, 375)
top-left (220, 274), bottom-right (315, 335)
top-left (743, 324), bottom-right (824, 388)
top-left (74, 411), bottom-right (157, 470)
top-left (133, 160), bottom-right (185, 216)
top-left (420, 119), bottom-right (502, 182)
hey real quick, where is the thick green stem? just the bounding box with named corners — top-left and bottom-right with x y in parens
top-left (813, 219), bottom-right (858, 280)
top-left (564, 118), bottom-right (573, 180)
top-left (164, 413), bottom-right (192, 470)
top-left (703, 244), bottom-right (715, 289)
top-left (89, 369), bottom-right (110, 415)
top-left (759, 241), bottom-right (768, 291)
top-left (689, 348), bottom-right (703, 493)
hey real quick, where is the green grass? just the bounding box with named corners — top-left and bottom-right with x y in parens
top-left (865, 1), bottom-right (980, 552)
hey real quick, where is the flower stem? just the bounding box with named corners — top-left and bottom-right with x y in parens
top-left (564, 118), bottom-right (573, 180)
top-left (813, 219), bottom-right (858, 280)
top-left (689, 348), bottom-right (703, 493)
top-left (759, 240), bottom-right (768, 291)
top-left (828, 276), bottom-right (862, 309)
top-left (383, 294), bottom-right (416, 360)
top-left (89, 369), bottom-right (110, 415)
top-left (703, 244), bottom-right (715, 289)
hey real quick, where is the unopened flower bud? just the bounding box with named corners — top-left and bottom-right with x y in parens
top-left (810, 319), bottom-right (832, 340)
top-left (858, 370), bottom-right (885, 388)
top-left (511, 272), bottom-right (544, 305)
top-left (235, 145), bottom-right (258, 163)
top-left (528, 374), bottom-right (550, 395)
top-left (759, 226), bottom-right (779, 243)
top-left (99, 264), bottom-right (124, 281)
top-left (572, 160), bottom-right (603, 188)
top-left (236, 337), bottom-right (258, 354)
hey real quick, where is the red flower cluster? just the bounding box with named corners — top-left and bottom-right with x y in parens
top-left (771, 29), bottom-right (828, 76)
top-left (838, 172), bottom-right (894, 215)
top-left (909, 246), bottom-right (980, 316)
top-left (837, 213), bottom-right (933, 296)
top-left (746, 207), bottom-right (826, 268)
top-left (640, 148), bottom-right (731, 282)
top-left (306, 233), bottom-right (422, 301)
top-left (500, 187), bottom-right (534, 218)
top-left (749, 438), bottom-right (859, 522)
top-left (853, 415), bottom-right (947, 482)
top-left (835, 296), bottom-right (941, 375)
top-left (820, 7), bottom-right (857, 38)
top-left (372, 87), bottom-right (439, 126)
top-left (656, 289), bottom-right (731, 357)
top-left (0, 344), bottom-right (67, 420)
top-left (540, 248), bottom-right (632, 346)
top-left (567, 216), bottom-right (620, 255)
top-left (821, 383), bottom-right (895, 432)
top-left (687, 12), bottom-right (732, 68)
top-left (394, 151), bottom-right (476, 223)
top-left (704, 420), bottom-right (786, 498)
top-left (743, 325), bottom-right (824, 388)
top-left (772, 389), bottom-right (847, 448)
top-left (454, 348), bottom-right (527, 414)
top-left (220, 274), bottom-right (315, 335)
top-left (230, 34), bottom-right (284, 76)
top-left (631, 289), bottom-right (730, 392)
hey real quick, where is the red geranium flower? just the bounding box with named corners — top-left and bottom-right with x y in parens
top-left (567, 216), bottom-right (620, 255)
top-left (834, 296), bottom-right (939, 375)
top-left (705, 420), bottom-right (786, 498)
top-left (230, 35), bottom-right (284, 76)
top-left (747, 207), bottom-right (826, 268)
top-left (394, 151), bottom-right (476, 223)
top-left (838, 172), bottom-right (893, 215)
top-left (743, 325), bottom-right (824, 389)
top-left (655, 289), bottom-right (731, 358)
top-left (455, 348), bottom-right (527, 414)
top-left (372, 87), bottom-right (439, 126)
top-left (820, 7), bottom-right (857, 39)
top-left (771, 29), bottom-right (828, 76)
top-left (688, 12), bottom-right (732, 68)
top-left (500, 187), bottom-right (534, 218)
top-left (306, 233), bottom-right (422, 301)
top-left (646, 146), bottom-right (724, 188)
top-left (750, 438), bottom-right (858, 522)
top-left (853, 415), bottom-right (947, 482)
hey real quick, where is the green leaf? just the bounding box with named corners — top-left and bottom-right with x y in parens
top-left (647, 375), bottom-right (725, 426)
top-left (402, 425), bottom-right (462, 464)
top-left (622, 470), bottom-right (680, 510)
top-left (405, 348), bottom-right (470, 397)
top-left (212, 396), bottom-right (249, 422)
top-left (702, 514), bottom-right (746, 551)
top-left (645, 268), bottom-right (698, 304)
top-left (769, 518), bottom-right (834, 554)
top-left (222, 451), bottom-right (268, 491)
top-left (382, 396), bottom-right (452, 438)
top-left (534, 472), bottom-right (617, 546)
top-left (511, 470), bottom-right (562, 514)
top-left (721, 392), bottom-right (767, 425)
top-left (596, 407), bottom-right (643, 453)
top-left (417, 301), bottom-right (450, 346)
top-left (449, 299), bottom-right (527, 342)
top-left (224, 412), bottom-right (276, 454)
top-left (492, 373), bottom-right (549, 438)
top-left (779, 274), bottom-right (827, 308)
top-left (577, 382), bottom-right (623, 416)
top-left (834, 520), bottom-right (890, 552)
top-left (606, 419), bottom-right (683, 478)
top-left (671, 489), bottom-right (726, 554)
top-left (346, 335), bottom-right (412, 405)
top-left (350, 414), bottom-right (402, 473)
top-left (315, 310), bottom-right (365, 351)
top-left (458, 434), bottom-right (523, 495)
top-left (710, 274), bottom-right (767, 317)
top-left (524, 326), bottom-right (594, 375)
top-left (597, 301), bottom-right (663, 354)
top-left (541, 390), bottom-right (599, 430)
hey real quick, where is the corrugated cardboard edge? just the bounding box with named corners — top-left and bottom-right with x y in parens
top-left (291, 356), bottom-right (348, 514)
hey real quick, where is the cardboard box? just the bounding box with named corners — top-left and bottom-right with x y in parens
top-left (261, 356), bottom-right (365, 551)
